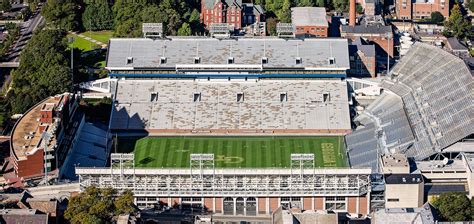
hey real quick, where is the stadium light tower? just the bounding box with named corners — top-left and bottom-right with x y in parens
top-left (68, 37), bottom-right (74, 91)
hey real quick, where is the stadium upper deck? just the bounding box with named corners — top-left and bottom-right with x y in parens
top-left (105, 37), bottom-right (350, 78)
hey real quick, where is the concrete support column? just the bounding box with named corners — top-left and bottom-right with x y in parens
top-left (213, 197), bottom-right (216, 213)
top-left (266, 197), bottom-right (270, 214)
top-left (233, 197), bottom-right (236, 216)
top-left (357, 196), bottom-right (360, 214)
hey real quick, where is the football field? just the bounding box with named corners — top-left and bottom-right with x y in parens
top-left (132, 136), bottom-right (347, 168)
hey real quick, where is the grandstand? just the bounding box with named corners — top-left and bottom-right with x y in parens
top-left (111, 79), bottom-right (351, 134)
top-left (105, 37), bottom-right (349, 77)
top-left (346, 43), bottom-right (474, 170)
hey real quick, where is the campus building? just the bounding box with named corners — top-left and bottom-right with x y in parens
top-left (395, 0), bottom-right (449, 20)
top-left (9, 93), bottom-right (81, 179)
top-left (341, 24), bottom-right (394, 58)
top-left (291, 7), bottom-right (329, 37)
top-left (200, 0), bottom-right (265, 30)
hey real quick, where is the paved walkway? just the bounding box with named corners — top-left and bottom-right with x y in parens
top-left (71, 32), bottom-right (108, 48)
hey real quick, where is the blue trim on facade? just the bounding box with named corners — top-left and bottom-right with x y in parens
top-left (109, 73), bottom-right (347, 78)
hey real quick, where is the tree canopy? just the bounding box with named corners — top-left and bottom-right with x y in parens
top-left (8, 29), bottom-right (71, 114)
top-left (0, 0), bottom-right (12, 12)
top-left (42, 0), bottom-right (79, 31)
top-left (430, 11), bottom-right (444, 24)
top-left (65, 186), bottom-right (136, 224)
top-left (111, 0), bottom-right (203, 37)
top-left (432, 192), bottom-right (471, 221)
top-left (444, 4), bottom-right (472, 39)
top-left (82, 1), bottom-right (114, 31)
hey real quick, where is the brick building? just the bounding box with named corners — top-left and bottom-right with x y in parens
top-left (341, 24), bottom-right (394, 57)
top-left (9, 93), bottom-right (80, 180)
top-left (395, 0), bottom-right (449, 20)
top-left (291, 7), bottom-right (329, 37)
top-left (200, 0), bottom-right (265, 30)
top-left (349, 38), bottom-right (377, 78)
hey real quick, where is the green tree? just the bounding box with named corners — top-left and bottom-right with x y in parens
top-left (83, 2), bottom-right (113, 31)
top-left (29, 0), bottom-right (40, 12)
top-left (278, 0), bottom-right (292, 23)
top-left (42, 0), bottom-right (79, 31)
top-left (297, 0), bottom-right (314, 7)
top-left (177, 22), bottom-right (192, 36)
top-left (471, 197), bottom-right (474, 221)
top-left (469, 0), bottom-right (474, 12)
top-left (356, 4), bottom-right (363, 14)
top-left (430, 11), bottom-right (444, 24)
top-left (432, 192), bottom-right (471, 221)
top-left (316, 0), bottom-right (326, 7)
top-left (0, 0), bottom-right (11, 12)
top-left (266, 17), bottom-right (278, 36)
top-left (444, 4), bottom-right (472, 39)
top-left (115, 190), bottom-right (135, 215)
top-left (9, 29), bottom-right (72, 113)
top-left (65, 186), bottom-right (136, 224)
top-left (333, 0), bottom-right (349, 12)
top-left (189, 9), bottom-right (203, 34)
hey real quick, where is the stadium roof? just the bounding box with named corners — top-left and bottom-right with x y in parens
top-left (291, 7), bottom-right (328, 27)
top-left (346, 43), bottom-right (473, 170)
top-left (106, 37), bottom-right (350, 71)
top-left (111, 79), bottom-right (351, 133)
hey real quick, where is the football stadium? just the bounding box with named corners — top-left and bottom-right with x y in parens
top-left (77, 35), bottom-right (373, 216)
top-left (75, 26), bottom-right (473, 218)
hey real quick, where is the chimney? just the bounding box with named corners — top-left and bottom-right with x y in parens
top-left (349, 0), bottom-right (356, 26)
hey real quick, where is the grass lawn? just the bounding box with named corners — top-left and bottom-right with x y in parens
top-left (68, 34), bottom-right (100, 52)
top-left (130, 136), bottom-right (347, 168)
top-left (81, 30), bottom-right (113, 44)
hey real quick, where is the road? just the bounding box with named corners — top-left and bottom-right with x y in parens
top-left (0, 7), bottom-right (44, 95)
top-left (2, 6), bottom-right (45, 64)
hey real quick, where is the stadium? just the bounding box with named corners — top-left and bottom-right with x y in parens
top-left (75, 25), bottom-right (473, 218)
top-left (76, 35), bottom-right (374, 216)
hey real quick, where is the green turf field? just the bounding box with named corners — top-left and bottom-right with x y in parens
top-left (132, 136), bottom-right (347, 168)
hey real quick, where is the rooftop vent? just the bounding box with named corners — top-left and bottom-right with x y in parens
top-left (160, 57), bottom-right (167, 64)
top-left (126, 57), bottom-right (133, 64)
top-left (194, 57), bottom-right (201, 64)
top-left (328, 57), bottom-right (336, 65)
top-left (150, 92), bottom-right (158, 102)
top-left (295, 57), bottom-right (302, 65)
top-left (193, 92), bottom-right (201, 102)
top-left (323, 93), bottom-right (330, 102)
top-left (237, 92), bottom-right (244, 102)
top-left (280, 92), bottom-right (287, 102)
top-left (228, 57), bottom-right (234, 64)
top-left (262, 57), bottom-right (268, 64)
